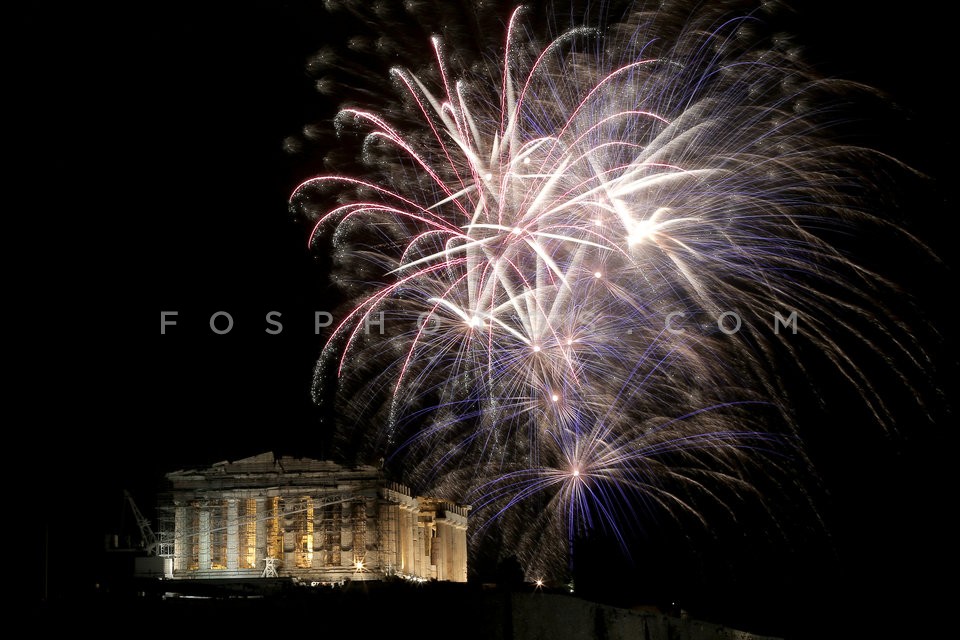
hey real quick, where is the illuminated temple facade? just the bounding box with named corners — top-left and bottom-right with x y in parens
top-left (158, 452), bottom-right (469, 583)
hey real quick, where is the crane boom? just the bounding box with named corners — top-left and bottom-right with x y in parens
top-left (124, 490), bottom-right (158, 555)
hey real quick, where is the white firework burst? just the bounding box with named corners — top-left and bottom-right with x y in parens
top-left (290, 0), bottom-right (933, 581)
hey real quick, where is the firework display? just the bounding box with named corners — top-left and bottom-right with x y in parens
top-left (289, 1), bottom-right (931, 581)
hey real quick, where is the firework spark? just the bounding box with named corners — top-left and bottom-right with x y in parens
top-left (290, 1), bottom-right (931, 581)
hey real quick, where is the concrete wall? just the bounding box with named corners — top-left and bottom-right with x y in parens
top-left (509, 593), bottom-right (781, 640)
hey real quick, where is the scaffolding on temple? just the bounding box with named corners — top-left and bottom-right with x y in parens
top-left (153, 452), bottom-right (469, 585)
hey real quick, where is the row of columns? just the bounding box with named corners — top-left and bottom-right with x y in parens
top-left (435, 514), bottom-right (468, 582)
top-left (170, 494), bottom-right (468, 582)
top-left (377, 494), bottom-right (469, 582)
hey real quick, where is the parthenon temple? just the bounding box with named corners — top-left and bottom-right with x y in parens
top-left (157, 452), bottom-right (469, 583)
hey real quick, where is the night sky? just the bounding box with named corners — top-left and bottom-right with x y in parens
top-left (22, 1), bottom-right (954, 636)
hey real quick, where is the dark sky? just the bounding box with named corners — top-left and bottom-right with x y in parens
top-left (22, 1), bottom-right (954, 636)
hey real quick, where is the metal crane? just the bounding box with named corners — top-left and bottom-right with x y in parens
top-left (123, 489), bottom-right (158, 556)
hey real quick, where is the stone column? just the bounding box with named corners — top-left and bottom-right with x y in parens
top-left (361, 499), bottom-right (373, 571)
top-left (174, 503), bottom-right (188, 573)
top-left (445, 521), bottom-right (454, 581)
top-left (400, 504), bottom-right (413, 573)
top-left (413, 522), bottom-right (422, 578)
top-left (429, 522), bottom-right (438, 580)
top-left (282, 498), bottom-right (296, 570)
top-left (434, 522), bottom-right (444, 581)
top-left (198, 508), bottom-right (211, 570)
top-left (255, 497), bottom-right (267, 570)
top-left (226, 498), bottom-right (238, 570)
top-left (378, 502), bottom-right (395, 573)
top-left (457, 522), bottom-right (468, 582)
top-left (341, 503), bottom-right (353, 568)
top-left (312, 504), bottom-right (324, 569)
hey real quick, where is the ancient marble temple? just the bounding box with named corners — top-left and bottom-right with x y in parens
top-left (158, 453), bottom-right (469, 583)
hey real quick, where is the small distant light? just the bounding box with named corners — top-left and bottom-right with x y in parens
top-left (535, 579), bottom-right (544, 588)
top-left (572, 468), bottom-right (580, 477)
top-left (594, 271), bottom-right (602, 278)
top-left (484, 173), bottom-right (493, 181)
top-left (523, 157), bottom-right (531, 164)
top-left (512, 227), bottom-right (523, 235)
top-left (532, 345), bottom-right (541, 352)
top-left (551, 393), bottom-right (560, 402)
top-left (566, 338), bottom-right (573, 346)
